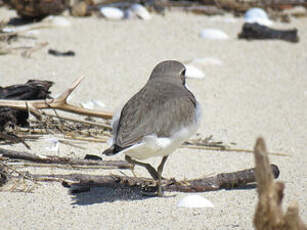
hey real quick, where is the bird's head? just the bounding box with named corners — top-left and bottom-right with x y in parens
top-left (149, 60), bottom-right (186, 86)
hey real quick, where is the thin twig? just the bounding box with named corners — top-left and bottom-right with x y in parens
top-left (44, 112), bottom-right (112, 130)
top-left (181, 144), bottom-right (290, 157)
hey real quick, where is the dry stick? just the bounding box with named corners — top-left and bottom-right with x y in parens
top-left (0, 147), bottom-right (131, 169)
top-left (0, 76), bottom-right (113, 119)
top-left (22, 164), bottom-right (280, 193)
top-left (253, 137), bottom-right (307, 230)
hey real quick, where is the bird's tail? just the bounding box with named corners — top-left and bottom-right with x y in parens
top-left (102, 145), bottom-right (122, 156)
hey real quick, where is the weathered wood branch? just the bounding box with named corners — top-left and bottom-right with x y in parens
top-left (22, 164), bottom-right (279, 193)
top-left (0, 147), bottom-right (130, 169)
top-left (253, 137), bottom-right (306, 230)
top-left (0, 77), bottom-right (113, 120)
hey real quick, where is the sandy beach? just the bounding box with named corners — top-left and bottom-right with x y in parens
top-left (0, 6), bottom-right (306, 230)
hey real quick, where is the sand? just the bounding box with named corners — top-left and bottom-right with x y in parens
top-left (0, 7), bottom-right (306, 230)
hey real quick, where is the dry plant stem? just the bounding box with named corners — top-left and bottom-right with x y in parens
top-left (0, 76), bottom-right (113, 119)
top-left (24, 164), bottom-right (279, 193)
top-left (0, 147), bottom-right (131, 169)
top-left (44, 113), bottom-right (112, 130)
top-left (0, 161), bottom-right (37, 183)
top-left (6, 162), bottom-right (126, 170)
top-left (253, 137), bottom-right (306, 230)
top-left (64, 135), bottom-right (108, 143)
top-left (182, 144), bottom-right (289, 157)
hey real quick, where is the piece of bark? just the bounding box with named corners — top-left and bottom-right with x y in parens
top-left (3, 0), bottom-right (70, 19)
top-left (25, 164), bottom-right (279, 193)
top-left (253, 137), bottom-right (306, 230)
top-left (0, 80), bottom-right (53, 129)
top-left (0, 147), bottom-right (130, 169)
top-left (238, 23), bottom-right (299, 43)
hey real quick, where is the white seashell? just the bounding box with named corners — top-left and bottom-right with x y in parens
top-left (100, 7), bottom-right (124, 20)
top-left (91, 99), bottom-right (106, 108)
top-left (45, 137), bottom-right (60, 152)
top-left (129, 4), bottom-right (151, 20)
top-left (185, 64), bottom-right (205, 79)
top-left (43, 16), bottom-right (71, 27)
top-left (200, 29), bottom-right (229, 40)
top-left (177, 195), bottom-right (214, 208)
top-left (81, 100), bottom-right (95, 110)
top-left (244, 8), bottom-right (273, 26)
top-left (191, 57), bottom-right (223, 66)
top-left (81, 99), bottom-right (106, 109)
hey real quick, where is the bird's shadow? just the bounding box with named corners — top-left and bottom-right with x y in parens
top-left (67, 183), bottom-right (256, 206)
top-left (68, 184), bottom-right (163, 205)
top-left (225, 183), bottom-right (257, 191)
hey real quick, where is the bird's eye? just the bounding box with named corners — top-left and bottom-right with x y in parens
top-left (180, 70), bottom-right (186, 85)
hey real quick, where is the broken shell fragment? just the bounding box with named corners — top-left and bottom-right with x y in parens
top-left (128, 4), bottom-right (151, 20)
top-left (177, 195), bottom-right (214, 208)
top-left (100, 7), bottom-right (124, 20)
top-left (200, 29), bottom-right (229, 40)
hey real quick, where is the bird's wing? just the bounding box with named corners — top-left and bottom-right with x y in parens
top-left (115, 82), bottom-right (196, 148)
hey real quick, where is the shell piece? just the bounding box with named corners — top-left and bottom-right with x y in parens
top-left (185, 64), bottom-right (205, 79)
top-left (129, 4), bottom-right (151, 20)
top-left (244, 8), bottom-right (273, 26)
top-left (43, 16), bottom-right (71, 27)
top-left (81, 99), bottom-right (105, 109)
top-left (177, 195), bottom-right (214, 208)
top-left (100, 7), bottom-right (124, 20)
top-left (200, 29), bottom-right (229, 40)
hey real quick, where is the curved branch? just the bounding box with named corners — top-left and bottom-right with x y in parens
top-left (0, 76), bottom-right (113, 120)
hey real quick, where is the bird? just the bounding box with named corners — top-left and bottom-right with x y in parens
top-left (102, 60), bottom-right (201, 195)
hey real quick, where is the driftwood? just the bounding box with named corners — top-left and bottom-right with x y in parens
top-left (238, 23), bottom-right (299, 43)
top-left (0, 147), bottom-right (130, 169)
top-left (3, 0), bottom-right (70, 19)
top-left (0, 76), bottom-right (113, 120)
top-left (253, 138), bottom-right (306, 230)
top-left (14, 163), bottom-right (279, 193)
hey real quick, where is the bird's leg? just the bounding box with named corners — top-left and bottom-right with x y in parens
top-left (125, 155), bottom-right (137, 177)
top-left (156, 156), bottom-right (169, 196)
top-left (125, 155), bottom-right (159, 180)
top-left (157, 156), bottom-right (168, 178)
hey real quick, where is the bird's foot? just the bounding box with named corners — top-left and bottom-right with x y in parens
top-left (140, 183), bottom-right (164, 197)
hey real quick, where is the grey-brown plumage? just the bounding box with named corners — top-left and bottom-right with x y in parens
top-left (103, 60), bottom-right (197, 156)
top-left (102, 60), bottom-right (200, 195)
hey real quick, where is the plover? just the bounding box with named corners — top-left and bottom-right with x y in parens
top-left (103, 60), bottom-right (201, 195)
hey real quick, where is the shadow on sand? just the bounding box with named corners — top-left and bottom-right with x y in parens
top-left (69, 185), bottom-right (159, 205)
